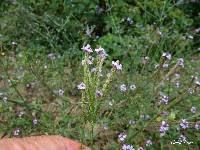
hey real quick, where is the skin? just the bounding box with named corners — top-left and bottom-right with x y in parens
top-left (0, 135), bottom-right (90, 150)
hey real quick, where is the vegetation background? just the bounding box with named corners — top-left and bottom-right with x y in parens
top-left (0, 0), bottom-right (200, 149)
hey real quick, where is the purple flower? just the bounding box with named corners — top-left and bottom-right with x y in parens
top-left (81, 44), bottom-right (93, 53)
top-left (191, 106), bottom-right (196, 113)
top-left (163, 63), bottom-right (169, 69)
top-left (96, 90), bottom-right (103, 97)
top-left (160, 94), bottom-right (168, 105)
top-left (195, 121), bottom-right (200, 130)
top-left (118, 133), bottom-right (127, 142)
top-left (160, 111), bottom-right (169, 116)
top-left (180, 119), bottom-right (189, 129)
top-left (160, 121), bottom-right (169, 136)
top-left (81, 56), bottom-right (93, 65)
top-left (195, 27), bottom-right (200, 33)
top-left (175, 73), bottom-right (180, 79)
top-left (177, 58), bottom-right (184, 68)
top-left (13, 128), bottom-right (20, 136)
top-left (95, 46), bottom-right (108, 59)
top-left (162, 52), bottom-right (171, 60)
top-left (146, 139), bottom-right (152, 147)
top-left (33, 118), bottom-right (38, 125)
top-left (120, 84), bottom-right (127, 92)
top-left (112, 60), bottom-right (122, 70)
top-left (121, 144), bottom-right (134, 150)
top-left (77, 82), bottom-right (86, 90)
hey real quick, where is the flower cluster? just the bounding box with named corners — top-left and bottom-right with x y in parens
top-left (120, 84), bottom-right (136, 92)
top-left (162, 52), bottom-right (172, 60)
top-left (159, 94), bottom-right (169, 105)
top-left (195, 121), bottom-right (200, 130)
top-left (145, 139), bottom-right (152, 147)
top-left (180, 119), bottom-right (189, 129)
top-left (177, 58), bottom-right (184, 68)
top-left (33, 118), bottom-right (38, 125)
top-left (81, 44), bottom-right (108, 59)
top-left (81, 44), bottom-right (93, 53)
top-left (191, 106), bottom-right (196, 113)
top-left (120, 84), bottom-right (127, 92)
top-left (81, 56), bottom-right (93, 65)
top-left (96, 90), bottom-right (103, 97)
top-left (160, 121), bottom-right (169, 136)
top-left (121, 144), bottom-right (134, 150)
top-left (118, 133), bottom-right (127, 142)
top-left (13, 128), bottom-right (20, 136)
top-left (179, 135), bottom-right (187, 142)
top-left (112, 60), bottom-right (122, 70)
top-left (95, 46), bottom-right (108, 59)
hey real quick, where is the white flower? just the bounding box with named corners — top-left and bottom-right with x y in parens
top-left (155, 64), bottom-right (160, 69)
top-left (129, 120), bottom-right (136, 125)
top-left (130, 84), bottom-right (136, 91)
top-left (91, 67), bottom-right (96, 73)
top-left (11, 41), bottom-right (17, 45)
top-left (188, 35), bottom-right (193, 39)
top-left (58, 89), bottom-right (64, 96)
top-left (175, 82), bottom-right (180, 88)
top-left (195, 80), bottom-right (200, 86)
top-left (3, 97), bottom-right (7, 103)
top-left (188, 88), bottom-right (194, 94)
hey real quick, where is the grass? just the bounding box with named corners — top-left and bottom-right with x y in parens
top-left (0, 45), bottom-right (200, 149)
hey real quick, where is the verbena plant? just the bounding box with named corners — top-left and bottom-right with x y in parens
top-left (77, 44), bottom-right (122, 148)
top-left (77, 44), bottom-right (200, 149)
